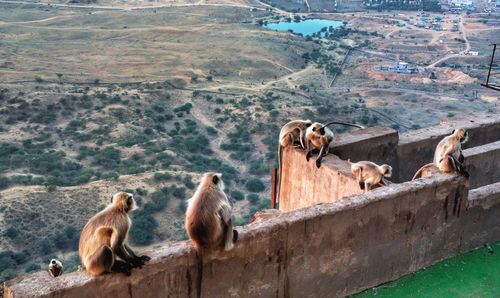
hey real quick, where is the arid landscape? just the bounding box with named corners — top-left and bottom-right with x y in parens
top-left (0, 0), bottom-right (498, 282)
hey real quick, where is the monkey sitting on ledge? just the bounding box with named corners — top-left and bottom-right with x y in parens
top-left (79, 192), bottom-right (150, 276)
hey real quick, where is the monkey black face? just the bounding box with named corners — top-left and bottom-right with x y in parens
top-left (460, 131), bottom-right (469, 143)
top-left (112, 192), bottom-right (137, 212)
top-left (49, 259), bottom-right (63, 277)
top-left (383, 165), bottom-right (393, 178)
top-left (210, 173), bottom-right (224, 190)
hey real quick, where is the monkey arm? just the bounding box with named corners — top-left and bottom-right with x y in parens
top-left (219, 203), bottom-right (236, 250)
top-left (299, 131), bottom-right (307, 149)
top-left (440, 143), bottom-right (457, 159)
top-left (315, 142), bottom-right (329, 168)
top-left (110, 232), bottom-right (134, 263)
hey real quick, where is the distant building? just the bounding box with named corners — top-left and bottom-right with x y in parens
top-left (448, 0), bottom-right (472, 6)
top-left (376, 62), bottom-right (420, 74)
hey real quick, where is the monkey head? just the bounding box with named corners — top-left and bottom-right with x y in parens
top-left (309, 122), bottom-right (325, 135)
top-left (452, 128), bottom-right (468, 144)
top-left (48, 259), bottom-right (63, 277)
top-left (112, 192), bottom-right (137, 213)
top-left (379, 164), bottom-right (393, 178)
top-left (204, 172), bottom-right (225, 191)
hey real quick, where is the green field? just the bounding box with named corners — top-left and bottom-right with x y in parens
top-left (356, 243), bottom-right (500, 297)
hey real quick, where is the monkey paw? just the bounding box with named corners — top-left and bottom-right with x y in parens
top-left (306, 153), bottom-right (311, 162)
top-left (113, 261), bottom-right (132, 276)
top-left (130, 255), bottom-right (150, 268)
top-left (315, 159), bottom-right (322, 168)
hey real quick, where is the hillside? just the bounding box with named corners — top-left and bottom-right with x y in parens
top-left (0, 0), bottom-right (498, 283)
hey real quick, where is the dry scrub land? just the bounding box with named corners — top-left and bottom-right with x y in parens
top-left (0, 0), bottom-right (498, 281)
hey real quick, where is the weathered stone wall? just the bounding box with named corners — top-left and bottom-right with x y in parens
top-left (463, 141), bottom-right (500, 189)
top-left (278, 148), bottom-right (362, 212)
top-left (463, 182), bottom-right (500, 251)
top-left (330, 126), bottom-right (399, 172)
top-left (5, 174), bottom-right (479, 298)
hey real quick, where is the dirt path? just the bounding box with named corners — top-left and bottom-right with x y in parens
top-left (189, 99), bottom-right (246, 172)
top-left (202, 65), bottom-right (313, 93)
top-left (427, 18), bottom-right (470, 68)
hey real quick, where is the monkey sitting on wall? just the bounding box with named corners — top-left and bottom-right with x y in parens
top-left (348, 160), bottom-right (392, 192)
top-left (185, 173), bottom-right (238, 252)
top-left (413, 128), bottom-right (469, 180)
top-left (434, 128), bottom-right (469, 177)
top-left (305, 121), bottom-right (364, 168)
top-left (79, 192), bottom-right (150, 276)
top-left (48, 259), bottom-right (63, 277)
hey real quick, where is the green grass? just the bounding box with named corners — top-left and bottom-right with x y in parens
top-left (355, 243), bottom-right (500, 298)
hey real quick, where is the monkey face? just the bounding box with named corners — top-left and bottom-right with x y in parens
top-left (460, 130), bottom-right (468, 144)
top-left (382, 165), bottom-right (393, 178)
top-left (452, 128), bottom-right (468, 143)
top-left (309, 123), bottom-right (323, 134)
top-left (49, 259), bottom-right (63, 277)
top-left (112, 192), bottom-right (137, 213)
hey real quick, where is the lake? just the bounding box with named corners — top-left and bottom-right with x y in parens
top-left (263, 19), bottom-right (344, 36)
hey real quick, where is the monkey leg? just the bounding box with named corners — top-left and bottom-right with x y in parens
top-left (111, 260), bottom-right (132, 276)
top-left (359, 180), bottom-right (365, 190)
top-left (233, 230), bottom-right (238, 243)
top-left (86, 245), bottom-right (115, 276)
top-left (125, 244), bottom-right (151, 268)
top-left (305, 140), bottom-right (312, 162)
top-left (364, 182), bottom-right (372, 193)
top-left (442, 155), bottom-right (469, 178)
top-left (453, 158), bottom-right (469, 178)
top-left (458, 153), bottom-right (465, 164)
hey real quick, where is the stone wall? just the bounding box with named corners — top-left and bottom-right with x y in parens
top-left (463, 182), bottom-right (500, 251)
top-left (6, 174), bottom-right (478, 298)
top-left (463, 141), bottom-right (500, 189)
top-left (278, 148), bottom-right (362, 212)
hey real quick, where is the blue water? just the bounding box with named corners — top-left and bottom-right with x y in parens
top-left (263, 19), bottom-right (344, 36)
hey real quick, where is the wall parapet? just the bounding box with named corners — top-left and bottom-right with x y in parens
top-left (7, 174), bottom-right (491, 298)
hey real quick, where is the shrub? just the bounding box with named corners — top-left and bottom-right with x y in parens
top-left (245, 178), bottom-right (265, 192)
top-left (231, 190), bottom-right (245, 201)
top-left (154, 172), bottom-right (172, 181)
top-left (129, 211), bottom-right (158, 245)
top-left (247, 193), bottom-right (260, 204)
top-left (184, 176), bottom-right (195, 189)
top-left (25, 263), bottom-right (41, 273)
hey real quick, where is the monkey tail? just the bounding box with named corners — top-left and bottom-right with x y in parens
top-left (412, 163), bottom-right (434, 181)
top-left (275, 144), bottom-right (283, 208)
top-left (196, 248), bottom-right (204, 298)
top-left (320, 121), bottom-right (365, 130)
